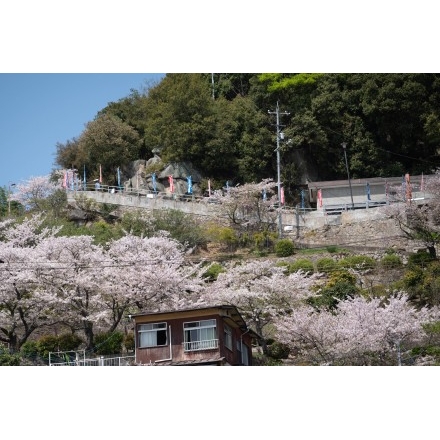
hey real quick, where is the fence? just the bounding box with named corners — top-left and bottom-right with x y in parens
top-left (49, 355), bottom-right (135, 366)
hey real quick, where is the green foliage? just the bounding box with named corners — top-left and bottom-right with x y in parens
top-left (266, 340), bottom-right (291, 360)
top-left (326, 245), bottom-right (339, 253)
top-left (404, 261), bottom-right (440, 307)
top-left (309, 269), bottom-right (359, 310)
top-left (152, 209), bottom-right (208, 249)
top-left (316, 257), bottom-right (337, 273)
top-left (123, 332), bottom-right (135, 352)
top-left (288, 258), bottom-right (314, 274)
top-left (380, 254), bottom-right (402, 269)
top-left (275, 239), bottom-right (295, 257)
top-left (32, 333), bottom-right (83, 361)
top-left (253, 231), bottom-right (276, 251)
top-left (202, 263), bottom-right (226, 281)
top-left (205, 224), bottom-right (238, 251)
top-left (0, 345), bottom-right (21, 366)
top-left (403, 267), bottom-right (424, 288)
top-left (119, 210), bottom-right (155, 237)
top-left (94, 331), bottom-right (124, 355)
top-left (35, 335), bottom-right (61, 360)
top-left (56, 333), bottom-right (83, 351)
top-left (407, 251), bottom-right (436, 268)
top-left (338, 255), bottom-right (376, 271)
top-left (20, 341), bottom-right (39, 359)
top-left (89, 219), bottom-right (123, 245)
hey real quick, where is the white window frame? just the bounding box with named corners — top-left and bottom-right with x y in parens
top-left (183, 319), bottom-right (218, 351)
top-left (138, 322), bottom-right (168, 348)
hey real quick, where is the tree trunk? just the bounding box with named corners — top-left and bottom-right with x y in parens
top-left (428, 245), bottom-right (437, 259)
top-left (83, 321), bottom-right (94, 351)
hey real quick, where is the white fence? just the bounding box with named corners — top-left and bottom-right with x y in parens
top-left (50, 355), bottom-right (135, 366)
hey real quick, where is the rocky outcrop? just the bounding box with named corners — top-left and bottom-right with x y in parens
top-left (123, 156), bottom-right (203, 196)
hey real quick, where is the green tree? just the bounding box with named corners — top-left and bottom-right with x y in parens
top-left (143, 74), bottom-right (216, 170)
top-left (78, 113), bottom-right (141, 185)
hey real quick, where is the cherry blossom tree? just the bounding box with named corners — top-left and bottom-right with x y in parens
top-left (102, 233), bottom-right (204, 325)
top-left (213, 180), bottom-right (279, 233)
top-left (32, 235), bottom-right (109, 350)
top-left (198, 259), bottom-right (320, 353)
top-left (10, 175), bottom-right (61, 212)
top-left (385, 171), bottom-right (440, 259)
top-left (275, 293), bottom-right (440, 365)
top-left (0, 215), bottom-right (62, 350)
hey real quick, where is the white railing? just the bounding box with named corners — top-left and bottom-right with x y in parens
top-left (184, 339), bottom-right (219, 352)
top-left (50, 355), bottom-right (135, 366)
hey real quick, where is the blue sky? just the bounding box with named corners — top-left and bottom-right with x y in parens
top-left (0, 73), bottom-right (165, 189)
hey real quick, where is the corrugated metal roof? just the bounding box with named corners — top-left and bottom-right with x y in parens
top-left (152, 356), bottom-right (226, 366)
top-left (307, 174), bottom-right (430, 189)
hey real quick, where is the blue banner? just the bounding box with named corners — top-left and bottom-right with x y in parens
top-left (152, 173), bottom-right (157, 193)
top-left (366, 182), bottom-right (371, 200)
top-left (187, 176), bottom-right (193, 194)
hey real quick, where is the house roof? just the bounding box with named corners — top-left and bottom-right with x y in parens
top-left (307, 174), bottom-right (430, 190)
top-left (131, 304), bottom-right (261, 340)
top-left (152, 356), bottom-right (226, 366)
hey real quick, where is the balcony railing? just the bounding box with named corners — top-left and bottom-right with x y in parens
top-left (184, 339), bottom-right (219, 352)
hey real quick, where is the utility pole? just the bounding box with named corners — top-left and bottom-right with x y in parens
top-left (268, 101), bottom-right (290, 238)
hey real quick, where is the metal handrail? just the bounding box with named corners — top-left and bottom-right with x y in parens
top-left (183, 339), bottom-right (219, 352)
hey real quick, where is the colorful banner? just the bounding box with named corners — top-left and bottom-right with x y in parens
top-left (99, 164), bottom-right (102, 184)
top-left (366, 182), bottom-right (371, 201)
top-left (62, 171), bottom-right (67, 189)
top-left (83, 165), bottom-right (86, 190)
top-left (405, 173), bottom-right (412, 202)
top-left (187, 176), bottom-right (193, 194)
top-left (169, 175), bottom-right (174, 193)
top-left (280, 187), bottom-right (285, 205)
top-left (152, 173), bottom-right (157, 193)
top-left (117, 167), bottom-right (121, 189)
top-left (317, 189), bottom-right (323, 207)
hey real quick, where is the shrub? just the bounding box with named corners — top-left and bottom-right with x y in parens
top-left (407, 251), bottom-right (435, 268)
top-left (326, 245), bottom-right (338, 253)
top-left (57, 333), bottom-right (83, 351)
top-left (316, 257), bottom-right (337, 273)
top-left (288, 258), bottom-right (314, 274)
top-left (124, 332), bottom-right (135, 352)
top-left (275, 239), bottom-right (295, 257)
top-left (266, 341), bottom-right (291, 360)
top-left (380, 254), bottom-right (402, 269)
top-left (94, 331), bottom-right (124, 355)
top-left (338, 255), bottom-right (376, 271)
top-left (0, 345), bottom-right (21, 366)
top-left (202, 263), bottom-right (226, 281)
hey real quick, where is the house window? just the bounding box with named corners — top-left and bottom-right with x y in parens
top-left (184, 319), bottom-right (218, 351)
top-left (138, 322), bottom-right (167, 348)
top-left (237, 340), bottom-right (249, 365)
top-left (224, 324), bottom-right (233, 351)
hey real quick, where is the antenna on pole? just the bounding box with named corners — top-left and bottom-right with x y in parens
top-left (268, 101), bottom-right (290, 238)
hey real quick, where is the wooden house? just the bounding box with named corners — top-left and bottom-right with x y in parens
top-left (131, 305), bottom-right (258, 366)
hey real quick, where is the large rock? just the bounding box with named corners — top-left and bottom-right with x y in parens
top-left (124, 157), bottom-right (203, 195)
